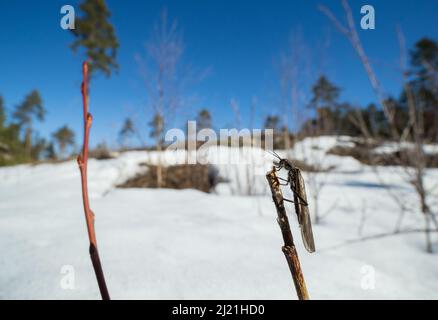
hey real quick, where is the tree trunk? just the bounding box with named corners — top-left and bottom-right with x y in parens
top-left (60, 144), bottom-right (66, 159)
top-left (425, 212), bottom-right (432, 254)
top-left (313, 193), bottom-right (320, 225)
top-left (283, 129), bottom-right (291, 152)
top-left (25, 127), bottom-right (31, 158)
top-left (421, 193), bottom-right (433, 253)
top-left (156, 141), bottom-right (163, 188)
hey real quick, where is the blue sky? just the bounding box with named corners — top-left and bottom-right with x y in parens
top-left (0, 0), bottom-right (437, 147)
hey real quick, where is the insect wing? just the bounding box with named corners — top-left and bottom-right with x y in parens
top-left (295, 170), bottom-right (316, 253)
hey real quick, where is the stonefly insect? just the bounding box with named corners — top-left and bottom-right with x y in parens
top-left (269, 151), bottom-right (316, 253)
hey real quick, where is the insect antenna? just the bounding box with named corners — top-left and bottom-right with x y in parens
top-left (267, 150), bottom-right (282, 160)
top-left (266, 150), bottom-right (283, 170)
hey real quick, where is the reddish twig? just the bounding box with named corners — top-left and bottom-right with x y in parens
top-left (77, 62), bottom-right (110, 300)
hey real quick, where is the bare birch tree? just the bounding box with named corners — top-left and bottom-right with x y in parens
top-left (278, 30), bottom-right (341, 224)
top-left (137, 9), bottom-right (185, 187)
top-left (277, 31), bottom-right (311, 157)
top-left (320, 0), bottom-right (438, 252)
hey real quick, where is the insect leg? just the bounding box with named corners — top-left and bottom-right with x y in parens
top-left (293, 192), bottom-right (308, 206)
top-left (278, 179), bottom-right (289, 186)
top-left (278, 176), bottom-right (291, 186)
top-left (289, 183), bottom-right (309, 206)
top-left (295, 193), bottom-right (308, 206)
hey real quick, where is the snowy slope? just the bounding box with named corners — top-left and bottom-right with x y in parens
top-left (0, 136), bottom-right (437, 299)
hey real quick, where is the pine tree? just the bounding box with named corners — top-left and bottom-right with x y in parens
top-left (0, 95), bottom-right (28, 165)
top-left (309, 76), bottom-right (340, 110)
top-left (118, 118), bottom-right (135, 147)
top-left (403, 38), bottom-right (438, 140)
top-left (0, 95), bottom-right (8, 164)
top-left (45, 142), bottom-right (57, 160)
top-left (264, 115), bottom-right (281, 132)
top-left (0, 96), bottom-right (5, 129)
top-left (264, 115), bottom-right (286, 149)
top-left (308, 76), bottom-right (340, 134)
top-left (196, 109), bottom-right (212, 131)
top-left (410, 38), bottom-right (438, 86)
top-left (30, 136), bottom-right (49, 161)
top-left (149, 113), bottom-right (164, 145)
top-left (52, 125), bottom-right (75, 158)
top-left (71, 0), bottom-right (119, 77)
top-left (12, 90), bottom-right (45, 158)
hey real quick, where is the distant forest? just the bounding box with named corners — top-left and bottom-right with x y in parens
top-left (1, 0), bottom-right (437, 166)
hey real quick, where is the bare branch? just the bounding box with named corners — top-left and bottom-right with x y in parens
top-left (318, 5), bottom-right (349, 36)
top-left (321, 0), bottom-right (437, 252)
top-left (321, 228), bottom-right (438, 252)
top-left (266, 167), bottom-right (310, 300)
top-left (77, 62), bottom-right (110, 300)
top-left (320, 0), bottom-right (397, 136)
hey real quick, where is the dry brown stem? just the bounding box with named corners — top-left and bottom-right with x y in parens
top-left (266, 167), bottom-right (310, 300)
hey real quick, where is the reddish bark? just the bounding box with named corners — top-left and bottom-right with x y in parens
top-left (77, 62), bottom-right (110, 300)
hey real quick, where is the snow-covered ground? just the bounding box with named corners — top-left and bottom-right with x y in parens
top-left (1, 136), bottom-right (437, 299)
top-left (373, 140), bottom-right (438, 155)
